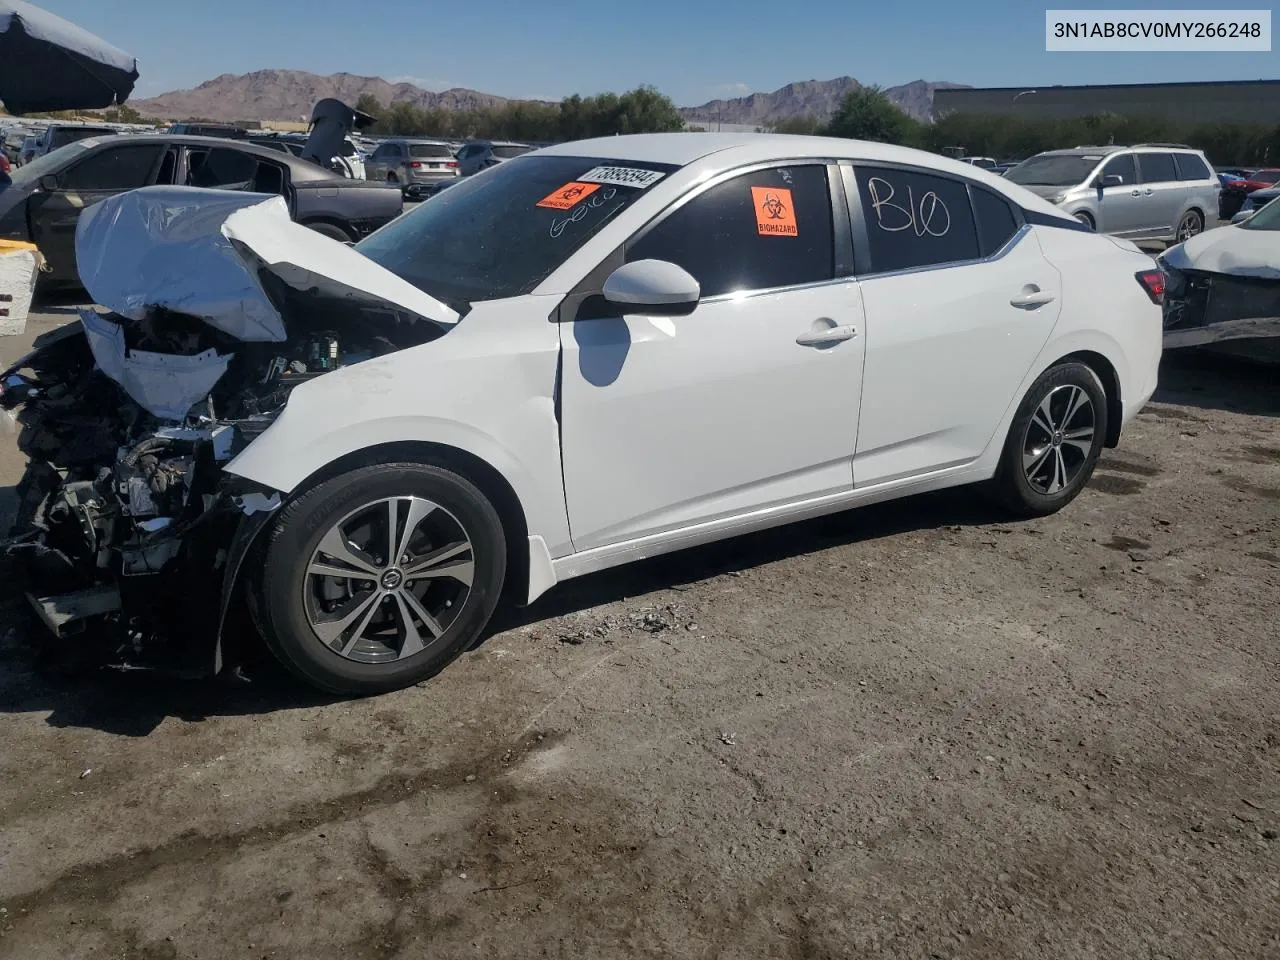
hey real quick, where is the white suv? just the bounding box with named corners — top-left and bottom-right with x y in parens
top-left (1006, 144), bottom-right (1219, 243)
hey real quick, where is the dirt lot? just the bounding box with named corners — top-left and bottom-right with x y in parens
top-left (0, 308), bottom-right (1277, 960)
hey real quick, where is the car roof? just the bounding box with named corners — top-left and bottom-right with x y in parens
top-left (532, 133), bottom-right (1074, 220)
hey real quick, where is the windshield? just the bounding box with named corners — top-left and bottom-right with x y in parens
top-left (1240, 196), bottom-right (1280, 231)
top-left (7, 141), bottom-right (94, 185)
top-left (355, 154), bottom-right (677, 306)
top-left (1006, 154), bottom-right (1101, 187)
top-left (410, 143), bottom-right (452, 158)
top-left (493, 145), bottom-right (531, 159)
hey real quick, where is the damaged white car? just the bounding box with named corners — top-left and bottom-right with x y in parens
top-left (1161, 196), bottom-right (1280, 349)
top-left (0, 134), bottom-right (1163, 696)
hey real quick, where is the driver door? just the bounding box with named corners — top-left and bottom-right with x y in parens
top-left (29, 142), bottom-right (166, 284)
top-left (558, 163), bottom-right (865, 552)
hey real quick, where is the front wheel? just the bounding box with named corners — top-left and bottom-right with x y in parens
top-left (251, 462), bottom-right (507, 696)
top-left (1073, 211), bottom-right (1096, 231)
top-left (989, 362), bottom-right (1108, 518)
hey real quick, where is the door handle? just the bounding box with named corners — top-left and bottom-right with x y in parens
top-left (796, 324), bottom-right (857, 347)
top-left (1010, 289), bottom-right (1056, 309)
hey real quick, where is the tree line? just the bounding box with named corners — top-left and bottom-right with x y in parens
top-left (775, 87), bottom-right (1279, 166)
top-left (353, 86), bottom-right (685, 141)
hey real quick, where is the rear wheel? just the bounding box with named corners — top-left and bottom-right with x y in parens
top-left (1175, 209), bottom-right (1203, 242)
top-left (989, 362), bottom-right (1108, 517)
top-left (251, 462), bottom-right (507, 696)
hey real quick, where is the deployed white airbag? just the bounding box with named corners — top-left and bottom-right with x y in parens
top-left (1163, 225), bottom-right (1280, 280)
top-left (80, 309), bottom-right (232, 421)
top-left (75, 186), bottom-right (458, 344)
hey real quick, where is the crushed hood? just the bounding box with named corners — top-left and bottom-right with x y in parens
top-left (1163, 225), bottom-right (1280, 281)
top-left (75, 186), bottom-right (458, 342)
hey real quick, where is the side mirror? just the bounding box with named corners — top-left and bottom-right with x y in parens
top-left (602, 259), bottom-right (700, 316)
top-left (1231, 210), bottom-right (1254, 224)
top-left (1097, 174), bottom-right (1124, 189)
top-left (38, 174), bottom-right (59, 192)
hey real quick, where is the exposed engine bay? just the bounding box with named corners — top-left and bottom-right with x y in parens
top-left (0, 186), bottom-right (452, 673)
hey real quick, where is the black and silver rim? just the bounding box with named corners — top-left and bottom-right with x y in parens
top-left (1176, 213), bottom-right (1201, 241)
top-left (302, 496), bottom-right (475, 663)
top-left (1022, 385), bottom-right (1096, 495)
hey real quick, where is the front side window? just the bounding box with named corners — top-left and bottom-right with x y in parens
top-left (1137, 153), bottom-right (1178, 184)
top-left (61, 145), bottom-right (163, 190)
top-left (1099, 154), bottom-right (1137, 186)
top-left (626, 165), bottom-right (834, 298)
top-left (856, 166), bottom-right (980, 273)
top-left (356, 154), bottom-right (677, 308)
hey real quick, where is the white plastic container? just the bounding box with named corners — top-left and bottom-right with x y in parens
top-left (0, 240), bottom-right (41, 337)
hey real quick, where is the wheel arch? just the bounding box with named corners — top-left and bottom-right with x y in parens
top-left (298, 216), bottom-right (356, 241)
top-left (1057, 349), bottom-right (1123, 448)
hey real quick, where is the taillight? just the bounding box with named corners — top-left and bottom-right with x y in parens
top-left (446, 160), bottom-right (458, 168)
top-left (409, 161), bottom-right (422, 169)
top-left (1136, 268), bottom-right (1165, 304)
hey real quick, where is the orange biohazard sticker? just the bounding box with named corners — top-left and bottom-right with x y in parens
top-left (536, 182), bottom-right (601, 210)
top-left (751, 186), bottom-right (798, 236)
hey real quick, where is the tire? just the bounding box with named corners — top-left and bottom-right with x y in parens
top-left (1175, 209), bottom-right (1203, 243)
top-left (305, 221), bottom-right (352, 242)
top-left (251, 461), bottom-right (507, 696)
top-left (1073, 211), bottom-right (1095, 231)
top-left (386, 172), bottom-right (398, 184)
top-left (989, 361), bottom-right (1109, 518)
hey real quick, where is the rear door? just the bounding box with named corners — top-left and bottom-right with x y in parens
top-left (1135, 151), bottom-right (1182, 236)
top-left (848, 164), bottom-right (1063, 485)
top-left (28, 142), bottom-right (165, 283)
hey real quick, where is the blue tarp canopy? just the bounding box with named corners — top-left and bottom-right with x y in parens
top-left (0, 1), bottom-right (139, 115)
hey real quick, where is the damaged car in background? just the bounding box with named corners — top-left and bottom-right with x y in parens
top-left (0, 135), bottom-right (1163, 696)
top-left (1161, 194), bottom-right (1280, 349)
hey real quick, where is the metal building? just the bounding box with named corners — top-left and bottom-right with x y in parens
top-left (933, 79), bottom-right (1280, 124)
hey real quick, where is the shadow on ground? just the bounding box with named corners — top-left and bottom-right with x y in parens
top-left (1156, 347), bottom-right (1280, 418)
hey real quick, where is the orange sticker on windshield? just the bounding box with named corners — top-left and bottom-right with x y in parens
top-left (752, 186), bottom-right (798, 236)
top-left (537, 182), bottom-right (600, 210)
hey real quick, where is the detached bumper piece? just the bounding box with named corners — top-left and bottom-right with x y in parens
top-left (27, 583), bottom-right (121, 639)
top-left (1163, 267), bottom-right (1280, 350)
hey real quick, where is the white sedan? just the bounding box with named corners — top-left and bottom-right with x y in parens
top-left (6, 134), bottom-right (1163, 696)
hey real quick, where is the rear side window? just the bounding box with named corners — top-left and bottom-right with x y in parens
top-left (493, 145), bottom-right (531, 159)
top-left (1137, 152), bottom-right (1178, 184)
top-left (855, 166), bottom-right (980, 273)
top-left (61, 145), bottom-right (162, 190)
top-left (972, 188), bottom-right (1019, 257)
top-left (627, 164), bottom-right (834, 298)
top-left (187, 147), bottom-right (257, 189)
top-left (1173, 153), bottom-right (1212, 181)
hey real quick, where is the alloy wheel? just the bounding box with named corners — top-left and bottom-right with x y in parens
top-left (1176, 213), bottom-right (1201, 242)
top-left (1021, 384), bottom-right (1097, 495)
top-left (302, 496), bottom-right (475, 663)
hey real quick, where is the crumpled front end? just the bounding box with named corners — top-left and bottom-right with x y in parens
top-left (1161, 228), bottom-right (1280, 350)
top-left (0, 186), bottom-right (451, 674)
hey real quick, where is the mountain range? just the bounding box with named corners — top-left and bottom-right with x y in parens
top-left (131, 71), bottom-right (968, 126)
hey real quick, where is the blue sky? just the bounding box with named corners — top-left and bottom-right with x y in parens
top-left (35, 0), bottom-right (1279, 105)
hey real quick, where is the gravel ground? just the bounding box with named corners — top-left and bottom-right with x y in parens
top-left (0, 305), bottom-right (1277, 960)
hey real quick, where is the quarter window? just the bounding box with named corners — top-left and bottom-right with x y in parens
top-left (627, 164), bottom-right (834, 298)
top-left (1137, 152), bottom-right (1178, 184)
top-left (971, 187), bottom-right (1019, 258)
top-left (1098, 154), bottom-right (1137, 186)
top-left (61, 145), bottom-right (162, 190)
top-left (855, 166), bottom-right (980, 273)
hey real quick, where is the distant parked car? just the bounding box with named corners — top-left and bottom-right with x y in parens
top-left (167, 122), bottom-right (248, 139)
top-left (250, 134), bottom-right (366, 179)
top-left (19, 136), bottom-right (39, 165)
top-left (454, 139), bottom-right (533, 176)
top-left (0, 135), bottom-right (402, 287)
top-left (1005, 144), bottom-right (1219, 242)
top-left (1217, 168), bottom-right (1279, 220)
top-left (959, 156), bottom-right (998, 170)
top-left (1232, 184), bottom-right (1279, 221)
top-left (364, 139), bottom-right (459, 197)
top-left (31, 124), bottom-right (117, 159)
